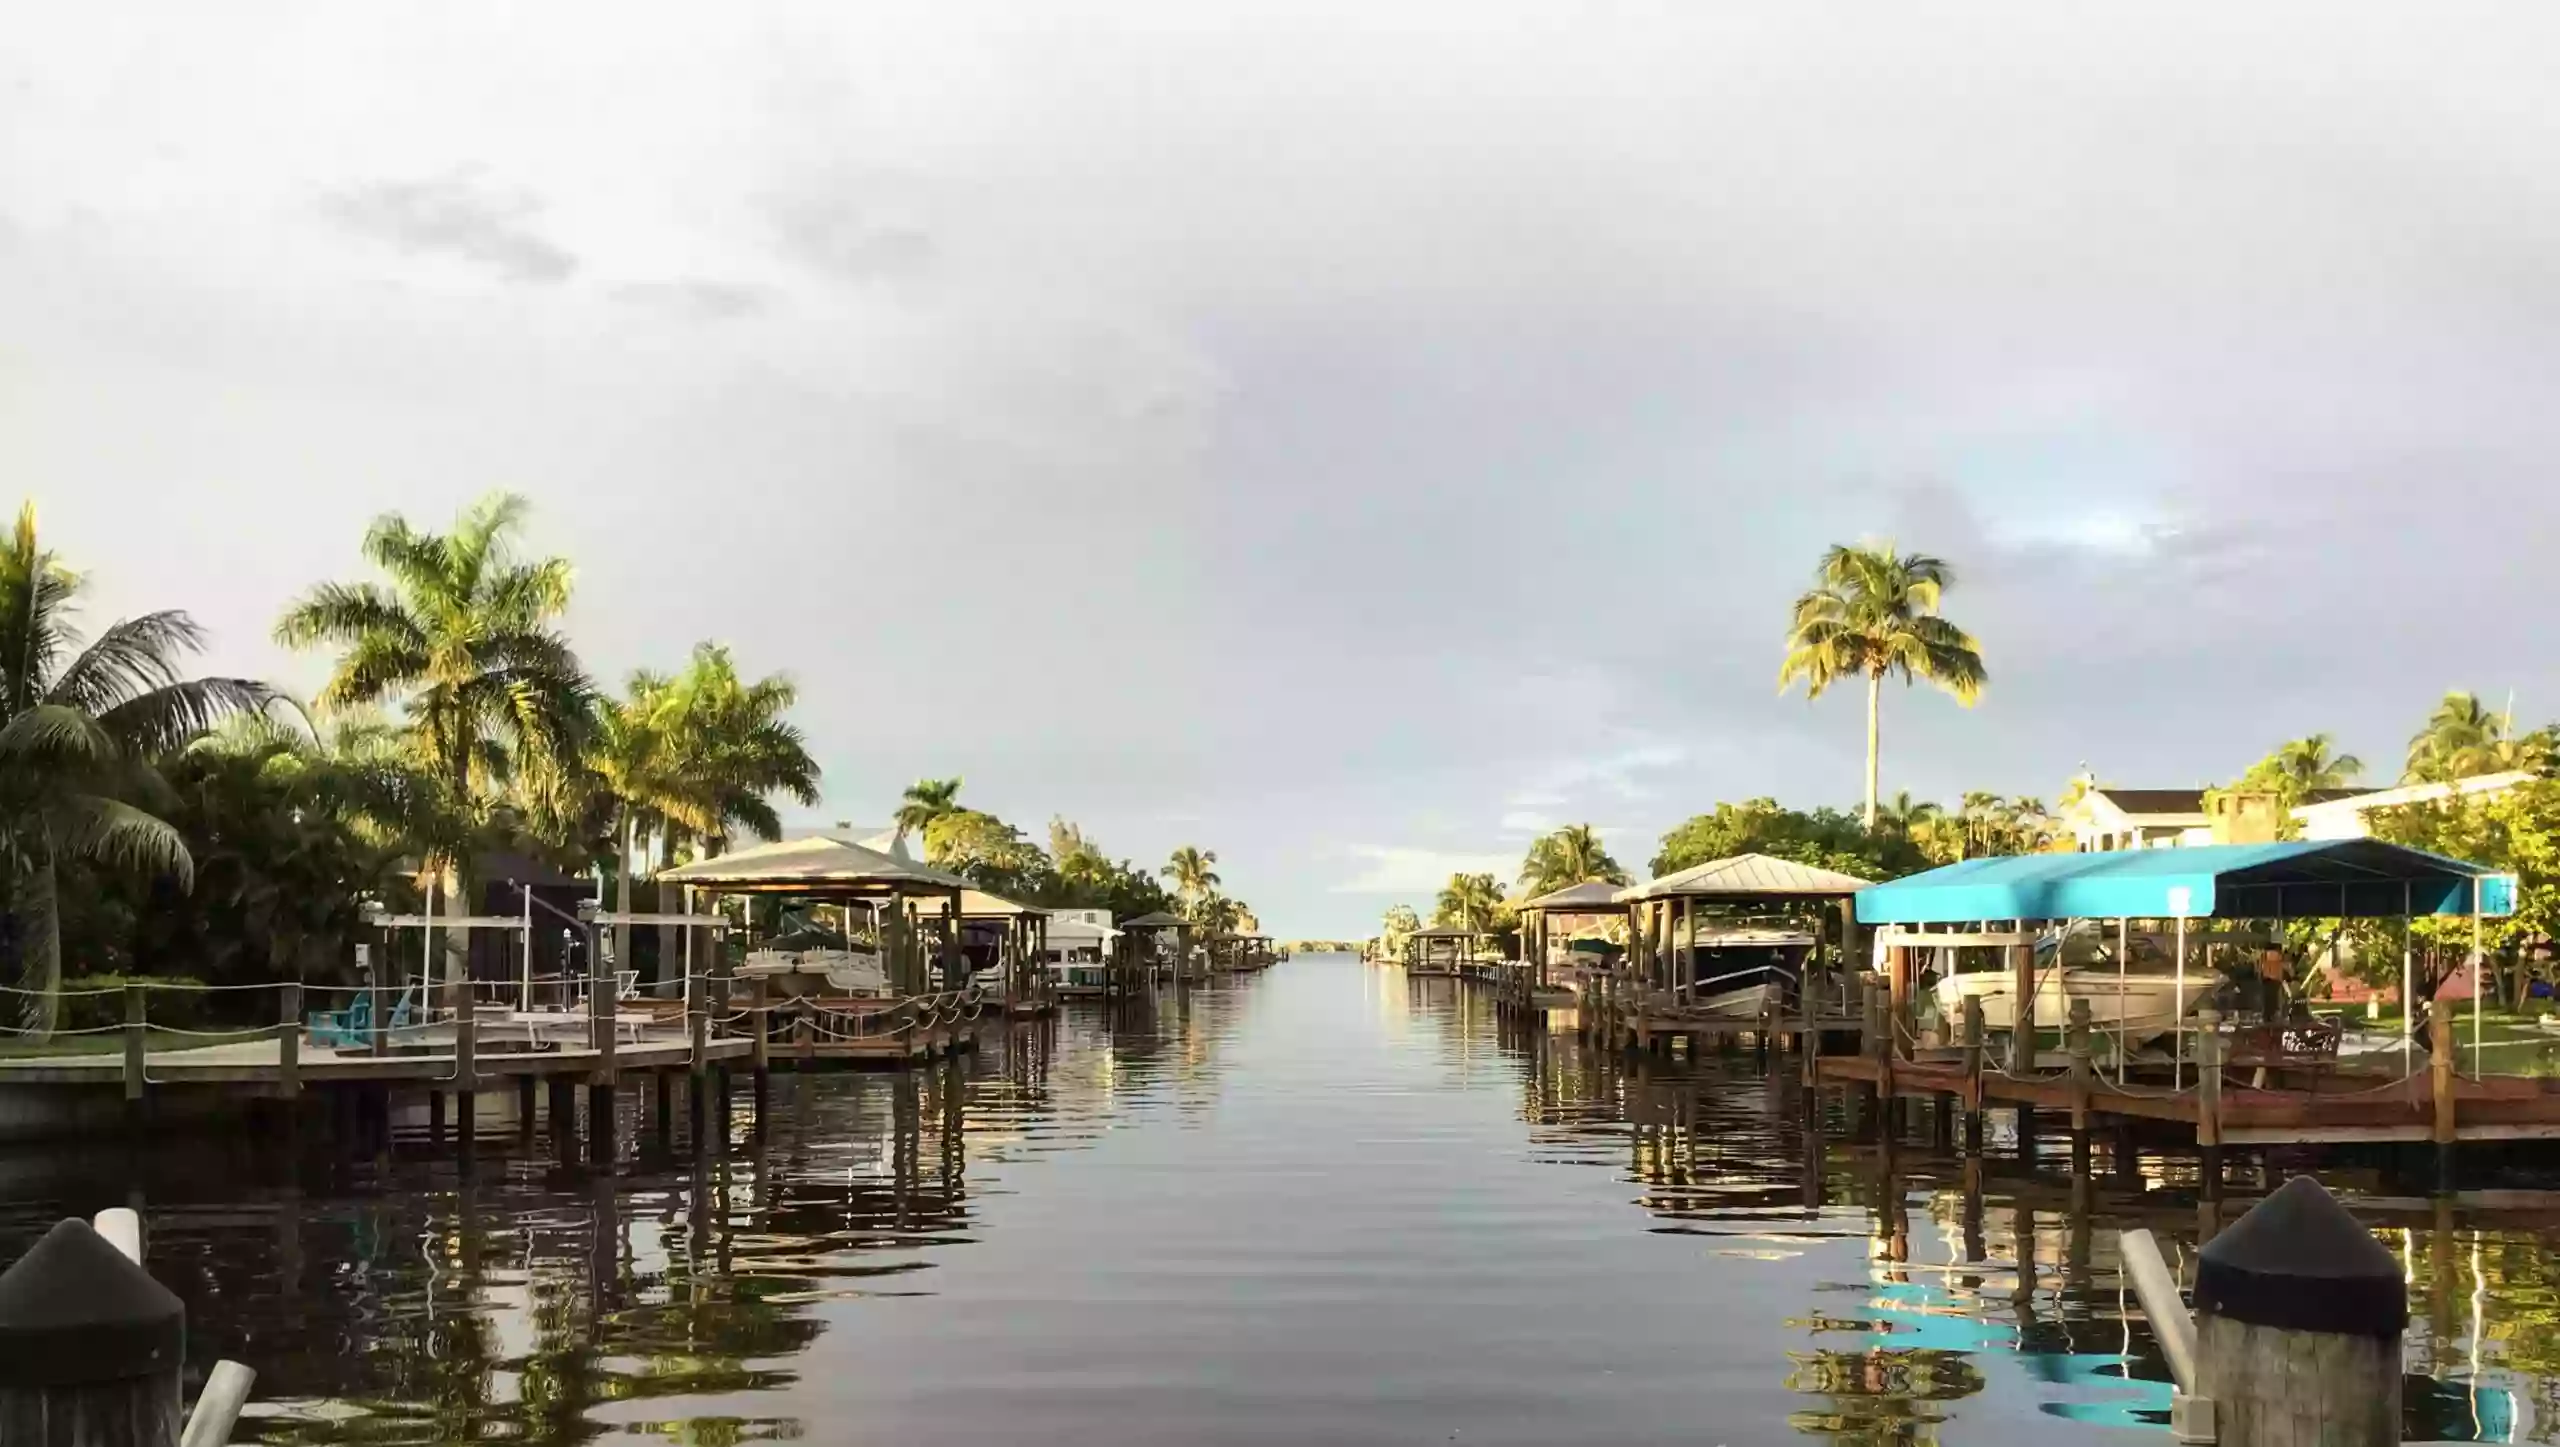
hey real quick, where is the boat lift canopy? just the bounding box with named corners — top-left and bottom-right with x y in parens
top-left (1855, 839), bottom-right (2515, 926)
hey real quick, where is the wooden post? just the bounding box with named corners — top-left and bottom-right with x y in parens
top-left (2430, 1004), bottom-right (2457, 1191)
top-left (0, 1218), bottom-right (185, 1447)
top-left (2067, 997), bottom-right (2093, 1177)
top-left (454, 1012), bottom-right (477, 1164)
top-left (2009, 939), bottom-right (2035, 1072)
top-left (276, 983), bottom-right (300, 1103)
top-left (517, 1074), bottom-right (537, 1141)
top-left (2198, 1006), bottom-right (2224, 1194)
top-left (2193, 1175), bottom-right (2405, 1447)
top-left (1961, 994), bottom-right (1985, 1155)
top-left (122, 985), bottom-right (146, 1115)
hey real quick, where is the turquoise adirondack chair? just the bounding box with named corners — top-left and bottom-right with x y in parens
top-left (307, 984), bottom-right (416, 1049)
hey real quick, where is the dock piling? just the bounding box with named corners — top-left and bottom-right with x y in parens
top-left (121, 985), bottom-right (147, 1119)
top-left (276, 984), bottom-right (300, 1103)
top-left (2193, 1175), bottom-right (2405, 1447)
top-left (2067, 998), bottom-right (2093, 1177)
top-left (1960, 995), bottom-right (1985, 1155)
top-left (0, 1218), bottom-right (185, 1447)
top-left (2198, 1006), bottom-right (2223, 1196)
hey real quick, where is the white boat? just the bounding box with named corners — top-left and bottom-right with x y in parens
top-left (1926, 925), bottom-right (2194, 1040)
top-left (742, 947), bottom-right (891, 997)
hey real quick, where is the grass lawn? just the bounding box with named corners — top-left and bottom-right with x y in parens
top-left (0, 1027), bottom-right (270, 1060)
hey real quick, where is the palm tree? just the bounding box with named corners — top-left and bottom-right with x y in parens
top-left (2407, 692), bottom-right (2527, 781)
top-left (0, 505), bottom-right (271, 1033)
top-left (1873, 792), bottom-right (1942, 839)
top-left (1433, 871), bottom-right (1503, 935)
top-left (276, 493), bottom-right (594, 991)
top-left (892, 778), bottom-right (963, 852)
top-left (1777, 542), bottom-right (1987, 829)
top-left (657, 644), bottom-right (820, 853)
top-left (2267, 734), bottom-right (2364, 793)
top-left (1163, 846), bottom-right (1221, 916)
top-left (1518, 823), bottom-right (1629, 895)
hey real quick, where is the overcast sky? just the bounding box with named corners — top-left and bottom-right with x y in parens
top-left (7, 4), bottom-right (2560, 936)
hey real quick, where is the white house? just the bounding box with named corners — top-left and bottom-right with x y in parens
top-left (1042, 908), bottom-right (1117, 964)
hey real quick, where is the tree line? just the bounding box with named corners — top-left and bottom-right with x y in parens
top-left (884, 778), bottom-right (1255, 933)
top-left (1372, 539), bottom-right (2559, 991)
top-left (8, 494), bottom-right (1251, 1038)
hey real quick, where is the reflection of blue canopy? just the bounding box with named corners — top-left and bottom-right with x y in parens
top-left (1856, 840), bottom-right (2516, 925)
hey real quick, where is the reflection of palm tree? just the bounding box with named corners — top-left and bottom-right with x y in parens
top-left (0, 505), bottom-right (272, 1034)
top-left (1779, 542), bottom-right (1988, 829)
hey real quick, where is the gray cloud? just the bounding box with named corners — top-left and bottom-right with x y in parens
top-left (320, 171), bottom-right (576, 284)
top-left (613, 279), bottom-right (765, 320)
top-left (763, 178), bottom-right (934, 283)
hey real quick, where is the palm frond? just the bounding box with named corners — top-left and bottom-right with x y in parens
top-left (0, 703), bottom-right (115, 767)
top-left (49, 792), bottom-right (195, 888)
top-left (96, 677), bottom-right (278, 757)
top-left (43, 610), bottom-right (208, 713)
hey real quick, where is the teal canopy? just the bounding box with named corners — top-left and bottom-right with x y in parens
top-left (1855, 839), bottom-right (2516, 925)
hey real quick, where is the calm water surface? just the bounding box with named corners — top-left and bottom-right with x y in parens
top-left (3, 954), bottom-right (2556, 1445)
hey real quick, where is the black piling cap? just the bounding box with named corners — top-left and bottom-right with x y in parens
top-left (2195, 1175), bottom-right (2407, 1339)
top-left (0, 1218), bottom-right (184, 1387)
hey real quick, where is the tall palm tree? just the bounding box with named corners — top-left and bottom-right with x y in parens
top-left (1778, 542), bottom-right (1987, 829)
top-left (1518, 823), bottom-right (1629, 895)
top-left (1433, 872), bottom-right (1503, 935)
top-left (0, 506), bottom-right (271, 1033)
top-left (276, 493), bottom-right (594, 991)
top-left (1163, 845), bottom-right (1221, 917)
top-left (891, 778), bottom-right (963, 852)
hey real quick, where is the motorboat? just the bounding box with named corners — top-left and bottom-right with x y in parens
top-left (1674, 925), bottom-right (1818, 1016)
top-left (742, 947), bottom-right (891, 997)
top-left (1927, 923), bottom-right (2196, 1041)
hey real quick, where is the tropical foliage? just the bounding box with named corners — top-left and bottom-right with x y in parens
top-left (1431, 872), bottom-right (1504, 934)
top-left (1518, 823), bottom-right (1629, 896)
top-left (1651, 798), bottom-right (1925, 881)
top-left (894, 777), bottom-right (965, 852)
top-left (0, 506), bottom-right (273, 1033)
top-left (2405, 692), bottom-right (2557, 782)
top-left (1777, 541), bottom-right (1986, 828)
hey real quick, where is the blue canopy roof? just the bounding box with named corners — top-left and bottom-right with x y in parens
top-left (1855, 839), bottom-right (2516, 925)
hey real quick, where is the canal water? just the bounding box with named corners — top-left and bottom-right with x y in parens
top-left (1, 953), bottom-right (2554, 1445)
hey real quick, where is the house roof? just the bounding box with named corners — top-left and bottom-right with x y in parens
top-left (1855, 838), bottom-right (2514, 925)
top-left (2088, 788), bottom-right (2210, 819)
top-left (905, 888), bottom-right (1045, 919)
top-left (654, 836), bottom-right (969, 895)
top-left (1520, 880), bottom-right (1631, 912)
top-left (1122, 911), bottom-right (1187, 928)
top-left (1617, 853), bottom-right (1871, 902)
top-left (2089, 786), bottom-right (2369, 822)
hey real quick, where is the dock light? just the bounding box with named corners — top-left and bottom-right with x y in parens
top-left (574, 899), bottom-right (599, 924)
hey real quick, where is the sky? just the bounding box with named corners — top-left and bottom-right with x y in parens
top-left (7, 4), bottom-right (2560, 937)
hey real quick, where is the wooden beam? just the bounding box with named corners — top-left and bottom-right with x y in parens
top-left (1875, 930), bottom-right (2030, 948)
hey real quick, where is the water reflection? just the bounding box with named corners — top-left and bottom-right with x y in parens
top-left (1468, 993), bottom-right (2554, 1444)
top-left (0, 961), bottom-right (2555, 1445)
